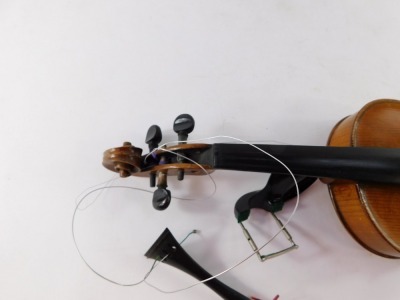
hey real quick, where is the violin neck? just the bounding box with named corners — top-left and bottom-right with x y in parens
top-left (210, 144), bottom-right (400, 185)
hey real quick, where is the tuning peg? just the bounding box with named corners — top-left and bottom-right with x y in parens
top-left (145, 125), bottom-right (162, 188)
top-left (145, 125), bottom-right (162, 151)
top-left (152, 187), bottom-right (171, 210)
top-left (173, 114), bottom-right (195, 181)
top-left (152, 172), bottom-right (171, 210)
top-left (145, 125), bottom-right (162, 187)
top-left (173, 114), bottom-right (195, 142)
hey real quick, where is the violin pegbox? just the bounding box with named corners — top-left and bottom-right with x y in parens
top-left (102, 114), bottom-right (213, 211)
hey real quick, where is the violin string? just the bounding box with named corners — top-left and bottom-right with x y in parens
top-left (145, 136), bottom-right (288, 162)
top-left (72, 185), bottom-right (155, 287)
top-left (72, 184), bottom-right (201, 286)
top-left (143, 135), bottom-right (300, 295)
top-left (75, 175), bottom-right (119, 210)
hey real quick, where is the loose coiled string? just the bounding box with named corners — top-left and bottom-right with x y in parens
top-left (72, 136), bottom-right (300, 295)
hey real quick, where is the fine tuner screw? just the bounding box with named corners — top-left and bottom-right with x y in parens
top-left (173, 114), bottom-right (195, 181)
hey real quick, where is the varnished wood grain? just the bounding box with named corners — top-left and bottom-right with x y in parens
top-left (327, 99), bottom-right (400, 258)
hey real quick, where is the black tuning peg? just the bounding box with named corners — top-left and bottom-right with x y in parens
top-left (152, 172), bottom-right (171, 210)
top-left (173, 114), bottom-right (195, 181)
top-left (173, 114), bottom-right (195, 142)
top-left (145, 125), bottom-right (162, 188)
top-left (145, 125), bottom-right (162, 151)
top-left (152, 187), bottom-right (171, 210)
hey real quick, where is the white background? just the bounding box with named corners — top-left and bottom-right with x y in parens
top-left (1, 1), bottom-right (400, 299)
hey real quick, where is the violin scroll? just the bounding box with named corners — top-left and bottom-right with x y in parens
top-left (102, 142), bottom-right (142, 177)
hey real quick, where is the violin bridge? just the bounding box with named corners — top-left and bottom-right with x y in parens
top-left (239, 212), bottom-right (298, 262)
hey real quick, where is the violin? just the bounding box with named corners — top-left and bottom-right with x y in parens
top-left (103, 99), bottom-right (400, 259)
top-left (101, 99), bottom-right (400, 299)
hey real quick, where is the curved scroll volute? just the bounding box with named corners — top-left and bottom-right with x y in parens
top-left (327, 99), bottom-right (400, 258)
top-left (102, 142), bottom-right (142, 177)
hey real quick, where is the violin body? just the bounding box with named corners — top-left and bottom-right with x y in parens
top-left (327, 99), bottom-right (400, 258)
